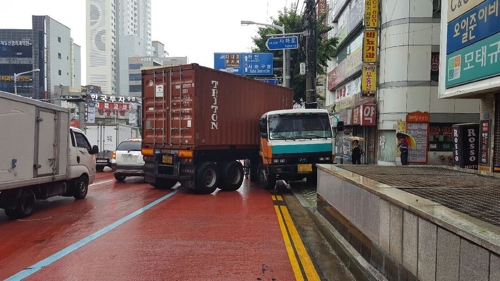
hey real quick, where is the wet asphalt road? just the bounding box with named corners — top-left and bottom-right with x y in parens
top-left (0, 172), bottom-right (354, 281)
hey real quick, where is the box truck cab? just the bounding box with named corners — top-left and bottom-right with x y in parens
top-left (256, 109), bottom-right (335, 189)
top-left (0, 91), bottom-right (98, 219)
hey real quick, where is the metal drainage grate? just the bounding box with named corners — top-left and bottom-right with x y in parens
top-left (335, 165), bottom-right (500, 227)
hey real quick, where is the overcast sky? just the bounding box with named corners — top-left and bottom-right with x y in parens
top-left (0, 0), bottom-right (304, 84)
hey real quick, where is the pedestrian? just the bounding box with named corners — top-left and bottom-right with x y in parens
top-left (398, 137), bottom-right (409, 165)
top-left (351, 140), bottom-right (361, 164)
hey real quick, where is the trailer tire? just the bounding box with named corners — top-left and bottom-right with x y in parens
top-left (151, 178), bottom-right (178, 189)
top-left (74, 175), bottom-right (89, 199)
top-left (249, 161), bottom-right (259, 183)
top-left (114, 173), bottom-right (126, 182)
top-left (195, 162), bottom-right (218, 194)
top-left (6, 188), bottom-right (36, 219)
top-left (258, 164), bottom-right (276, 190)
top-left (219, 161), bottom-right (244, 191)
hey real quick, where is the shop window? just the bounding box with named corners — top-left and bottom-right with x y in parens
top-left (429, 123), bottom-right (453, 151)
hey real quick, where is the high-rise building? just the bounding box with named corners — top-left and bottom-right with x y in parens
top-left (87, 0), bottom-right (152, 96)
top-left (0, 16), bottom-right (81, 99)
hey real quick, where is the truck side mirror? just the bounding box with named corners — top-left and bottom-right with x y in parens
top-left (90, 145), bottom-right (99, 155)
top-left (259, 118), bottom-right (268, 138)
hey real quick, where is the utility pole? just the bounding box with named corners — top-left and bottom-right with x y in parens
top-left (303, 0), bottom-right (317, 103)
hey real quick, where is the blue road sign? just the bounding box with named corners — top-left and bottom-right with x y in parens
top-left (266, 36), bottom-right (299, 50)
top-left (256, 78), bottom-right (279, 85)
top-left (213, 53), bottom-right (273, 76)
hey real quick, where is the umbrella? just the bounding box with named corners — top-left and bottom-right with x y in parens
top-left (396, 132), bottom-right (416, 148)
top-left (347, 136), bottom-right (365, 142)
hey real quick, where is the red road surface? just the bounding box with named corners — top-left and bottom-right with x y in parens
top-left (0, 172), bottom-right (297, 280)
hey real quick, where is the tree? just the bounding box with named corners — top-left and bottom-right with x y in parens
top-left (251, 3), bottom-right (338, 102)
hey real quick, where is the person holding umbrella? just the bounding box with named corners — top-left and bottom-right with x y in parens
top-left (397, 137), bottom-right (409, 165)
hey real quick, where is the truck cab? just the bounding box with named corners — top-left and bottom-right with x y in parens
top-left (257, 109), bottom-right (334, 189)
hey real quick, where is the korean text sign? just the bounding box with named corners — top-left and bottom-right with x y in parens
top-left (363, 30), bottom-right (378, 62)
top-left (447, 0), bottom-right (500, 54)
top-left (446, 31), bottom-right (500, 88)
top-left (364, 0), bottom-right (379, 28)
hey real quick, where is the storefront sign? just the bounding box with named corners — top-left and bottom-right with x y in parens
top-left (317, 0), bottom-right (328, 26)
top-left (364, 0), bottom-right (379, 28)
top-left (0, 40), bottom-right (32, 46)
top-left (452, 123), bottom-right (479, 169)
top-left (448, 0), bottom-right (486, 22)
top-left (446, 31), bottom-right (500, 88)
top-left (363, 30), bottom-right (378, 62)
top-left (352, 107), bottom-right (360, 125)
top-left (339, 96), bottom-right (355, 110)
top-left (348, 0), bottom-right (364, 33)
top-left (345, 77), bottom-right (361, 97)
top-left (360, 104), bottom-right (377, 126)
top-left (447, 0), bottom-right (500, 54)
top-left (90, 94), bottom-right (137, 103)
top-left (0, 76), bottom-right (33, 82)
top-left (407, 123), bottom-right (429, 163)
top-left (328, 47), bottom-right (363, 89)
top-left (406, 111), bottom-right (430, 123)
top-left (361, 64), bottom-right (377, 95)
top-left (479, 120), bottom-right (490, 165)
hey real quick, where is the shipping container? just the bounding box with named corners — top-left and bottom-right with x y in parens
top-left (141, 64), bottom-right (293, 193)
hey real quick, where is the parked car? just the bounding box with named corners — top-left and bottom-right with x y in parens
top-left (111, 139), bottom-right (144, 182)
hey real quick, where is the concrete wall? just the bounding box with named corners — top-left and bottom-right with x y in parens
top-left (317, 166), bottom-right (500, 280)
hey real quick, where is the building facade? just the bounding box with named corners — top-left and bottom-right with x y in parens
top-left (128, 56), bottom-right (188, 97)
top-left (439, 0), bottom-right (500, 173)
top-left (326, 0), bottom-right (480, 165)
top-left (86, 0), bottom-right (152, 96)
top-left (0, 16), bottom-right (81, 99)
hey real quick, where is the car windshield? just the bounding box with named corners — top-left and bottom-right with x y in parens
top-left (116, 141), bottom-right (141, 151)
top-left (268, 113), bottom-right (332, 140)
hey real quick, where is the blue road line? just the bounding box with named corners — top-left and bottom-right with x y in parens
top-left (6, 189), bottom-right (181, 281)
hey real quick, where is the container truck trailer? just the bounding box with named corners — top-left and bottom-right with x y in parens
top-left (141, 64), bottom-right (293, 193)
top-left (0, 91), bottom-right (99, 219)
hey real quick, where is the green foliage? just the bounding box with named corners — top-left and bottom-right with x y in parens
top-left (251, 3), bottom-right (338, 102)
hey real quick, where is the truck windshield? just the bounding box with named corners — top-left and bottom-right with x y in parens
top-left (268, 113), bottom-right (332, 140)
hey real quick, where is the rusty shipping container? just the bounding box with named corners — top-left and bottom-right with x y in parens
top-left (141, 64), bottom-right (293, 193)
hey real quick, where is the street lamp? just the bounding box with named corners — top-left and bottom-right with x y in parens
top-left (13, 68), bottom-right (40, 95)
top-left (241, 20), bottom-right (290, 88)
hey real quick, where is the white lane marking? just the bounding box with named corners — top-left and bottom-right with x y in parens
top-left (6, 188), bottom-right (181, 280)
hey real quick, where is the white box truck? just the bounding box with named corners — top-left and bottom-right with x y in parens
top-left (0, 91), bottom-right (98, 219)
top-left (84, 123), bottom-right (140, 171)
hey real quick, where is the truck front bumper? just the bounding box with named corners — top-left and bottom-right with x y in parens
top-left (269, 163), bottom-right (317, 175)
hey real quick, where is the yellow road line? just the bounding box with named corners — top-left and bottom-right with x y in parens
top-left (280, 206), bottom-right (320, 281)
top-left (274, 205), bottom-right (304, 281)
top-left (272, 195), bottom-right (321, 281)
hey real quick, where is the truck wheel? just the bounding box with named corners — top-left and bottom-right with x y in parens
top-left (219, 161), bottom-right (244, 191)
top-left (151, 178), bottom-right (178, 189)
top-left (195, 162), bottom-right (218, 194)
top-left (8, 188), bottom-right (36, 219)
top-left (74, 175), bottom-right (89, 199)
top-left (114, 174), bottom-right (126, 182)
top-left (96, 166), bottom-right (104, 172)
top-left (258, 164), bottom-right (276, 190)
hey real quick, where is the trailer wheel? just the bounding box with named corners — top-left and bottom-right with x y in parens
top-left (6, 188), bottom-right (36, 219)
top-left (151, 178), bottom-right (178, 189)
top-left (74, 175), bottom-right (89, 199)
top-left (195, 162), bottom-right (218, 194)
top-left (114, 173), bottom-right (126, 182)
top-left (219, 161), bottom-right (244, 191)
top-left (258, 164), bottom-right (276, 190)
top-left (249, 161), bottom-right (259, 183)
